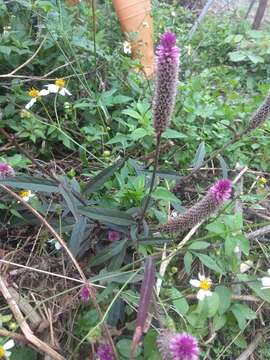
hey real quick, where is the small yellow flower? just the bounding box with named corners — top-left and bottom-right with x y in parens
top-left (259, 177), bottom-right (267, 186)
top-left (0, 347), bottom-right (5, 358)
top-left (19, 190), bottom-right (35, 202)
top-left (190, 273), bottom-right (213, 300)
top-left (187, 45), bottom-right (192, 56)
top-left (28, 88), bottom-right (40, 98)
top-left (55, 78), bottom-right (65, 88)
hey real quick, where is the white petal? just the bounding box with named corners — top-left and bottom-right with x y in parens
top-left (22, 196), bottom-right (29, 201)
top-left (59, 88), bottom-right (71, 96)
top-left (25, 98), bottom-right (36, 109)
top-left (45, 84), bottom-right (59, 93)
top-left (204, 290), bottom-right (213, 297)
top-left (197, 289), bottom-right (207, 300)
top-left (5, 350), bottom-right (11, 358)
top-left (198, 273), bottom-right (205, 281)
top-left (261, 277), bottom-right (270, 287)
top-left (267, 269), bottom-right (270, 276)
top-left (39, 89), bottom-right (50, 96)
top-left (55, 241), bottom-right (62, 250)
top-left (4, 340), bottom-right (15, 350)
top-left (190, 279), bottom-right (200, 288)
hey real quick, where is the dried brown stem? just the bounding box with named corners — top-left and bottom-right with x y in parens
top-left (0, 184), bottom-right (86, 281)
top-left (0, 276), bottom-right (65, 360)
top-left (235, 331), bottom-right (263, 360)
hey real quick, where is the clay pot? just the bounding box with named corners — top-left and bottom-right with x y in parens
top-left (112, 0), bottom-right (154, 78)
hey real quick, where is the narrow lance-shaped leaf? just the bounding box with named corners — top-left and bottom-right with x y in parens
top-left (131, 257), bottom-right (156, 354)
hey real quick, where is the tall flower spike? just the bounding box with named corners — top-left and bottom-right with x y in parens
top-left (247, 91), bottom-right (270, 131)
top-left (153, 31), bottom-right (180, 137)
top-left (157, 331), bottom-right (199, 360)
top-left (160, 179), bottom-right (232, 233)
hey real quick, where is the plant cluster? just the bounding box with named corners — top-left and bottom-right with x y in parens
top-left (0, 1), bottom-right (270, 360)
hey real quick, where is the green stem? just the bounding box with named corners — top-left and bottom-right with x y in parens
top-left (141, 133), bottom-right (161, 221)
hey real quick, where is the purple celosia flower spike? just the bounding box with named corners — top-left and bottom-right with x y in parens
top-left (0, 163), bottom-right (15, 179)
top-left (158, 331), bottom-right (199, 360)
top-left (160, 179), bottom-right (232, 233)
top-left (247, 91), bottom-right (270, 131)
top-left (79, 285), bottom-right (91, 303)
top-left (153, 31), bottom-right (180, 137)
top-left (96, 344), bottom-right (114, 360)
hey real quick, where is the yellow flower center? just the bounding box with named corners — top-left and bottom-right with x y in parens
top-left (200, 279), bottom-right (211, 290)
top-left (55, 79), bottom-right (65, 88)
top-left (0, 346), bottom-right (5, 358)
top-left (19, 190), bottom-right (30, 198)
top-left (259, 177), bottom-right (267, 186)
top-left (28, 88), bottom-right (40, 98)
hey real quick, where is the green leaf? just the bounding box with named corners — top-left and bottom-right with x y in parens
top-left (171, 287), bottom-right (189, 315)
top-left (213, 314), bottom-right (226, 331)
top-left (184, 252), bottom-right (193, 273)
top-left (0, 176), bottom-right (58, 193)
top-left (218, 155), bottom-right (228, 179)
top-left (11, 348), bottom-right (37, 360)
top-left (215, 285), bottom-right (232, 314)
top-left (188, 241), bottom-right (210, 250)
top-left (192, 142), bottom-right (205, 169)
top-left (59, 184), bottom-right (79, 221)
top-left (238, 274), bottom-right (270, 303)
top-left (117, 339), bottom-right (142, 358)
top-left (151, 187), bottom-right (180, 203)
top-left (83, 159), bottom-right (124, 195)
top-left (196, 293), bottom-right (220, 317)
top-left (143, 330), bottom-right (162, 360)
top-left (195, 253), bottom-right (225, 274)
top-left (69, 216), bottom-right (92, 258)
top-left (229, 51), bottom-right (247, 62)
top-left (247, 53), bottom-right (264, 64)
top-left (162, 128), bottom-right (186, 139)
top-left (231, 303), bottom-right (256, 330)
top-left (130, 128), bottom-right (149, 141)
top-left (78, 206), bottom-right (136, 226)
top-left (90, 240), bottom-right (127, 266)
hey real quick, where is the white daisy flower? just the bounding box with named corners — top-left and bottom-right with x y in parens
top-left (0, 339), bottom-right (15, 358)
top-left (123, 41), bottom-right (132, 55)
top-left (25, 88), bottom-right (50, 109)
top-left (44, 79), bottom-right (71, 96)
top-left (190, 273), bottom-right (213, 300)
top-left (19, 190), bottom-right (35, 202)
top-left (261, 269), bottom-right (270, 289)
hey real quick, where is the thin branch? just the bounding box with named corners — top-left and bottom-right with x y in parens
top-left (235, 331), bottom-right (263, 360)
top-left (247, 224), bottom-right (270, 240)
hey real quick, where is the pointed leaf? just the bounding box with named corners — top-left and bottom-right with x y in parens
top-left (0, 176), bottom-right (58, 193)
top-left (90, 240), bottom-right (127, 267)
top-left (78, 206), bottom-right (136, 226)
top-left (192, 142), bottom-right (205, 169)
top-left (83, 159), bottom-right (124, 195)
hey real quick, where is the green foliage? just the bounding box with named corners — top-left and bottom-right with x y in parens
top-left (1, 1), bottom-right (270, 359)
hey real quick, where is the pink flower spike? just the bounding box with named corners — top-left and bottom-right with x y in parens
top-left (209, 179), bottom-right (232, 202)
top-left (79, 285), bottom-right (91, 303)
top-left (0, 163), bottom-right (15, 179)
top-left (97, 344), bottom-right (114, 360)
top-left (108, 230), bottom-right (120, 242)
